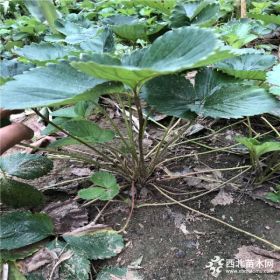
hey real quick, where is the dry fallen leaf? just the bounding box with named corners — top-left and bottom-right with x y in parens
top-left (71, 167), bottom-right (92, 176)
top-left (235, 245), bottom-right (280, 273)
top-left (42, 199), bottom-right (88, 234)
top-left (211, 189), bottom-right (234, 206)
top-left (19, 248), bottom-right (57, 274)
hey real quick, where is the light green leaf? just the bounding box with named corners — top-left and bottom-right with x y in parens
top-left (49, 119), bottom-right (115, 147)
top-left (72, 27), bottom-right (221, 88)
top-left (97, 267), bottom-right (143, 280)
top-left (42, 117), bottom-right (68, 136)
top-left (0, 62), bottom-right (106, 109)
top-left (0, 153), bottom-right (53, 179)
top-left (248, 13), bottom-right (280, 25)
top-left (0, 178), bottom-right (44, 208)
top-left (61, 120), bottom-right (115, 143)
top-left (63, 228), bottom-right (124, 260)
top-left (14, 42), bottom-right (75, 62)
top-left (91, 171), bottom-right (117, 188)
top-left (74, 99), bottom-right (98, 118)
top-left (236, 137), bottom-right (280, 158)
top-left (215, 53), bottom-right (277, 80)
top-left (78, 171), bottom-right (120, 201)
top-left (142, 68), bottom-right (279, 119)
top-left (51, 107), bottom-right (78, 118)
top-left (0, 211), bottom-right (53, 250)
top-left (78, 185), bottom-right (119, 201)
top-left (267, 64), bottom-right (280, 95)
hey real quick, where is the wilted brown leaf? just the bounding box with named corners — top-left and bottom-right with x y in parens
top-left (211, 189), bottom-right (234, 206)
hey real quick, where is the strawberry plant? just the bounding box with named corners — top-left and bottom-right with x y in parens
top-left (1, 0), bottom-right (280, 277)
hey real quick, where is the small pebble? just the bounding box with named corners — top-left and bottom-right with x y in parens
top-left (175, 249), bottom-right (186, 258)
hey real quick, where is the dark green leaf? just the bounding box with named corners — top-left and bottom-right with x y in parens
top-left (106, 15), bottom-right (165, 41)
top-left (0, 211), bottom-right (53, 250)
top-left (0, 178), bottom-right (44, 208)
top-left (170, 1), bottom-right (219, 28)
top-left (0, 62), bottom-right (106, 109)
top-left (142, 68), bottom-right (279, 119)
top-left (0, 153), bottom-right (53, 179)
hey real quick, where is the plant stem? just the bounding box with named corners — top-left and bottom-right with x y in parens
top-left (18, 142), bottom-right (100, 166)
top-left (133, 89), bottom-right (146, 181)
top-left (118, 181), bottom-right (136, 233)
top-left (261, 116), bottom-right (280, 138)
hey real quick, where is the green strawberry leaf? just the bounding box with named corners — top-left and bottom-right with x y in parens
top-left (0, 178), bottom-right (44, 208)
top-left (0, 153), bottom-right (53, 179)
top-left (78, 171), bottom-right (120, 201)
top-left (63, 225), bottom-right (124, 260)
top-left (0, 211), bottom-right (53, 250)
top-left (0, 62), bottom-right (111, 109)
top-left (215, 53), bottom-right (277, 80)
top-left (142, 68), bottom-right (279, 119)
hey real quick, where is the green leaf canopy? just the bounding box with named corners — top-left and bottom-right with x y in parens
top-left (72, 27), bottom-right (236, 88)
top-left (0, 211), bottom-right (53, 250)
top-left (215, 53), bottom-right (277, 80)
top-left (0, 62), bottom-right (107, 109)
top-left (0, 153), bottom-right (53, 179)
top-left (142, 68), bottom-right (279, 119)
